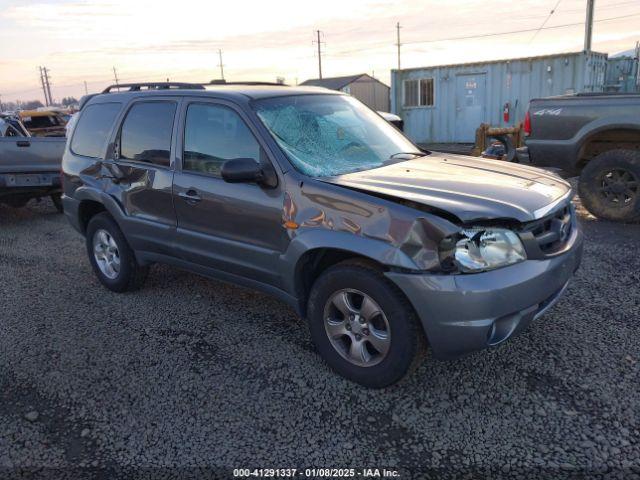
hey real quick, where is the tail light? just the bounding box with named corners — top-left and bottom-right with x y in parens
top-left (524, 110), bottom-right (531, 136)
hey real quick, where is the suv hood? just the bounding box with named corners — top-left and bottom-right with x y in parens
top-left (323, 153), bottom-right (572, 223)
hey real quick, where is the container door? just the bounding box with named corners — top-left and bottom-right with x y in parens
top-left (455, 73), bottom-right (486, 142)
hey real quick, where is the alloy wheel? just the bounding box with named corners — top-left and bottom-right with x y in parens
top-left (93, 229), bottom-right (121, 280)
top-left (323, 289), bottom-right (391, 367)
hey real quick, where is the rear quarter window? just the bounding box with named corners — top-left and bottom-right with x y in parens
top-left (70, 103), bottom-right (122, 158)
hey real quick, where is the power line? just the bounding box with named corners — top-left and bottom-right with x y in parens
top-left (324, 9), bottom-right (639, 57)
top-left (401, 12), bottom-right (640, 46)
top-left (530, 0), bottom-right (563, 43)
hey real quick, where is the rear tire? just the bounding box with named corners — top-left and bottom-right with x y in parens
top-left (578, 149), bottom-right (640, 222)
top-left (85, 212), bottom-right (148, 292)
top-left (51, 193), bottom-right (63, 213)
top-left (307, 260), bottom-right (424, 388)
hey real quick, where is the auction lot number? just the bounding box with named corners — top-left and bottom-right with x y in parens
top-left (233, 468), bottom-right (400, 478)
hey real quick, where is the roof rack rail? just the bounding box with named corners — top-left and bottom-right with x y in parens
top-left (101, 82), bottom-right (206, 93)
top-left (207, 80), bottom-right (288, 86)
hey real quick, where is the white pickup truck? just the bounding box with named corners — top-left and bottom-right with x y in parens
top-left (0, 115), bottom-right (66, 211)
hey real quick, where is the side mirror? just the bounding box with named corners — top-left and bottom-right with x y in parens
top-left (221, 158), bottom-right (276, 188)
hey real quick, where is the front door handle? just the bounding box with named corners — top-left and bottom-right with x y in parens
top-left (16, 140), bottom-right (30, 147)
top-left (178, 189), bottom-right (202, 204)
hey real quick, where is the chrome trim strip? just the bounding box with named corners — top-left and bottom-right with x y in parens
top-left (533, 189), bottom-right (573, 219)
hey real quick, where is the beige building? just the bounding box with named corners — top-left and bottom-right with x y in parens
top-left (300, 73), bottom-right (391, 112)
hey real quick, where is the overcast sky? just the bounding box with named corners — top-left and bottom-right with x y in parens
top-left (0, 0), bottom-right (638, 103)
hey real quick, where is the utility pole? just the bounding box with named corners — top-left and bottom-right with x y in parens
top-left (84, 81), bottom-right (88, 95)
top-left (217, 49), bottom-right (225, 81)
top-left (396, 22), bottom-right (402, 71)
top-left (314, 30), bottom-right (323, 79)
top-left (39, 67), bottom-right (50, 106)
top-left (43, 67), bottom-right (53, 105)
top-left (635, 41), bottom-right (640, 90)
top-left (112, 66), bottom-right (119, 86)
top-left (584, 0), bottom-right (595, 52)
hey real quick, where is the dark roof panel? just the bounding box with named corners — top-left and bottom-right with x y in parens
top-left (86, 85), bottom-right (342, 107)
top-left (300, 74), bottom-right (368, 90)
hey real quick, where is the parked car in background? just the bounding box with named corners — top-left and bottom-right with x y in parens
top-left (0, 114), bottom-right (30, 137)
top-left (0, 116), bottom-right (65, 211)
top-left (62, 82), bottom-right (582, 387)
top-left (378, 111), bottom-right (404, 131)
top-left (19, 110), bottom-right (67, 137)
top-left (520, 93), bottom-right (640, 222)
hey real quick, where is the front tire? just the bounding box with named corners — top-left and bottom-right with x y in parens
top-left (85, 212), bottom-right (148, 292)
top-left (578, 150), bottom-right (640, 222)
top-left (307, 260), bottom-right (424, 388)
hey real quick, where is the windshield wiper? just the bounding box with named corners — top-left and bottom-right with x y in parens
top-left (389, 151), bottom-right (426, 159)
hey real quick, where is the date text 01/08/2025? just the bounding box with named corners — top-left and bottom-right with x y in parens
top-left (233, 468), bottom-right (401, 478)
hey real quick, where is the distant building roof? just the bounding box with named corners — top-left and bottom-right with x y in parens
top-left (300, 73), bottom-right (388, 90)
top-left (611, 48), bottom-right (636, 58)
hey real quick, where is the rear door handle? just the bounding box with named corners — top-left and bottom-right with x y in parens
top-left (16, 140), bottom-right (30, 147)
top-left (178, 189), bottom-right (202, 204)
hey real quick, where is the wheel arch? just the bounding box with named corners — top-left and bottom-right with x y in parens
top-left (575, 122), bottom-right (640, 171)
top-left (75, 187), bottom-right (127, 234)
top-left (282, 230), bottom-right (420, 317)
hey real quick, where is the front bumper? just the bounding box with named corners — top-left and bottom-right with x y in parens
top-left (386, 228), bottom-right (583, 359)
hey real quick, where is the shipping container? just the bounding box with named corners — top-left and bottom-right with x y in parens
top-left (604, 56), bottom-right (639, 93)
top-left (391, 51), bottom-right (608, 144)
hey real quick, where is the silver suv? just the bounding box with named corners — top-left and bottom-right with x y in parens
top-left (62, 82), bottom-right (583, 387)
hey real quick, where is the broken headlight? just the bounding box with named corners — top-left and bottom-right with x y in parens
top-left (439, 228), bottom-right (526, 273)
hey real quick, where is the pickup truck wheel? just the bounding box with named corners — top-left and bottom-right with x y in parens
top-left (85, 212), bottom-right (148, 292)
top-left (307, 260), bottom-right (424, 388)
top-left (579, 150), bottom-right (640, 222)
top-left (50, 193), bottom-right (63, 213)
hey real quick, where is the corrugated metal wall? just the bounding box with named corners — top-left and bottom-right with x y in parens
top-left (391, 51), bottom-right (608, 144)
top-left (344, 77), bottom-right (391, 112)
top-left (605, 56), bottom-right (640, 93)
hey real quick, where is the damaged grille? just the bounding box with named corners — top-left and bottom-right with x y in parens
top-left (521, 203), bottom-right (574, 255)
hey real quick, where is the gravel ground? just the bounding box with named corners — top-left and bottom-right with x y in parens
top-left (0, 196), bottom-right (639, 480)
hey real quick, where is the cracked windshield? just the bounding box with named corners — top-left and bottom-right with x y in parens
top-left (254, 94), bottom-right (422, 177)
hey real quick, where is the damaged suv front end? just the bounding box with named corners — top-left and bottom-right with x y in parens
top-left (388, 195), bottom-right (582, 359)
top-left (256, 92), bottom-right (583, 361)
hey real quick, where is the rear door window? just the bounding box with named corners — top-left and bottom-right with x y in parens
top-left (70, 102), bottom-right (122, 158)
top-left (119, 102), bottom-right (176, 167)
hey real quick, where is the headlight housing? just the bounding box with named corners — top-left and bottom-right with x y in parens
top-left (439, 227), bottom-right (527, 273)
